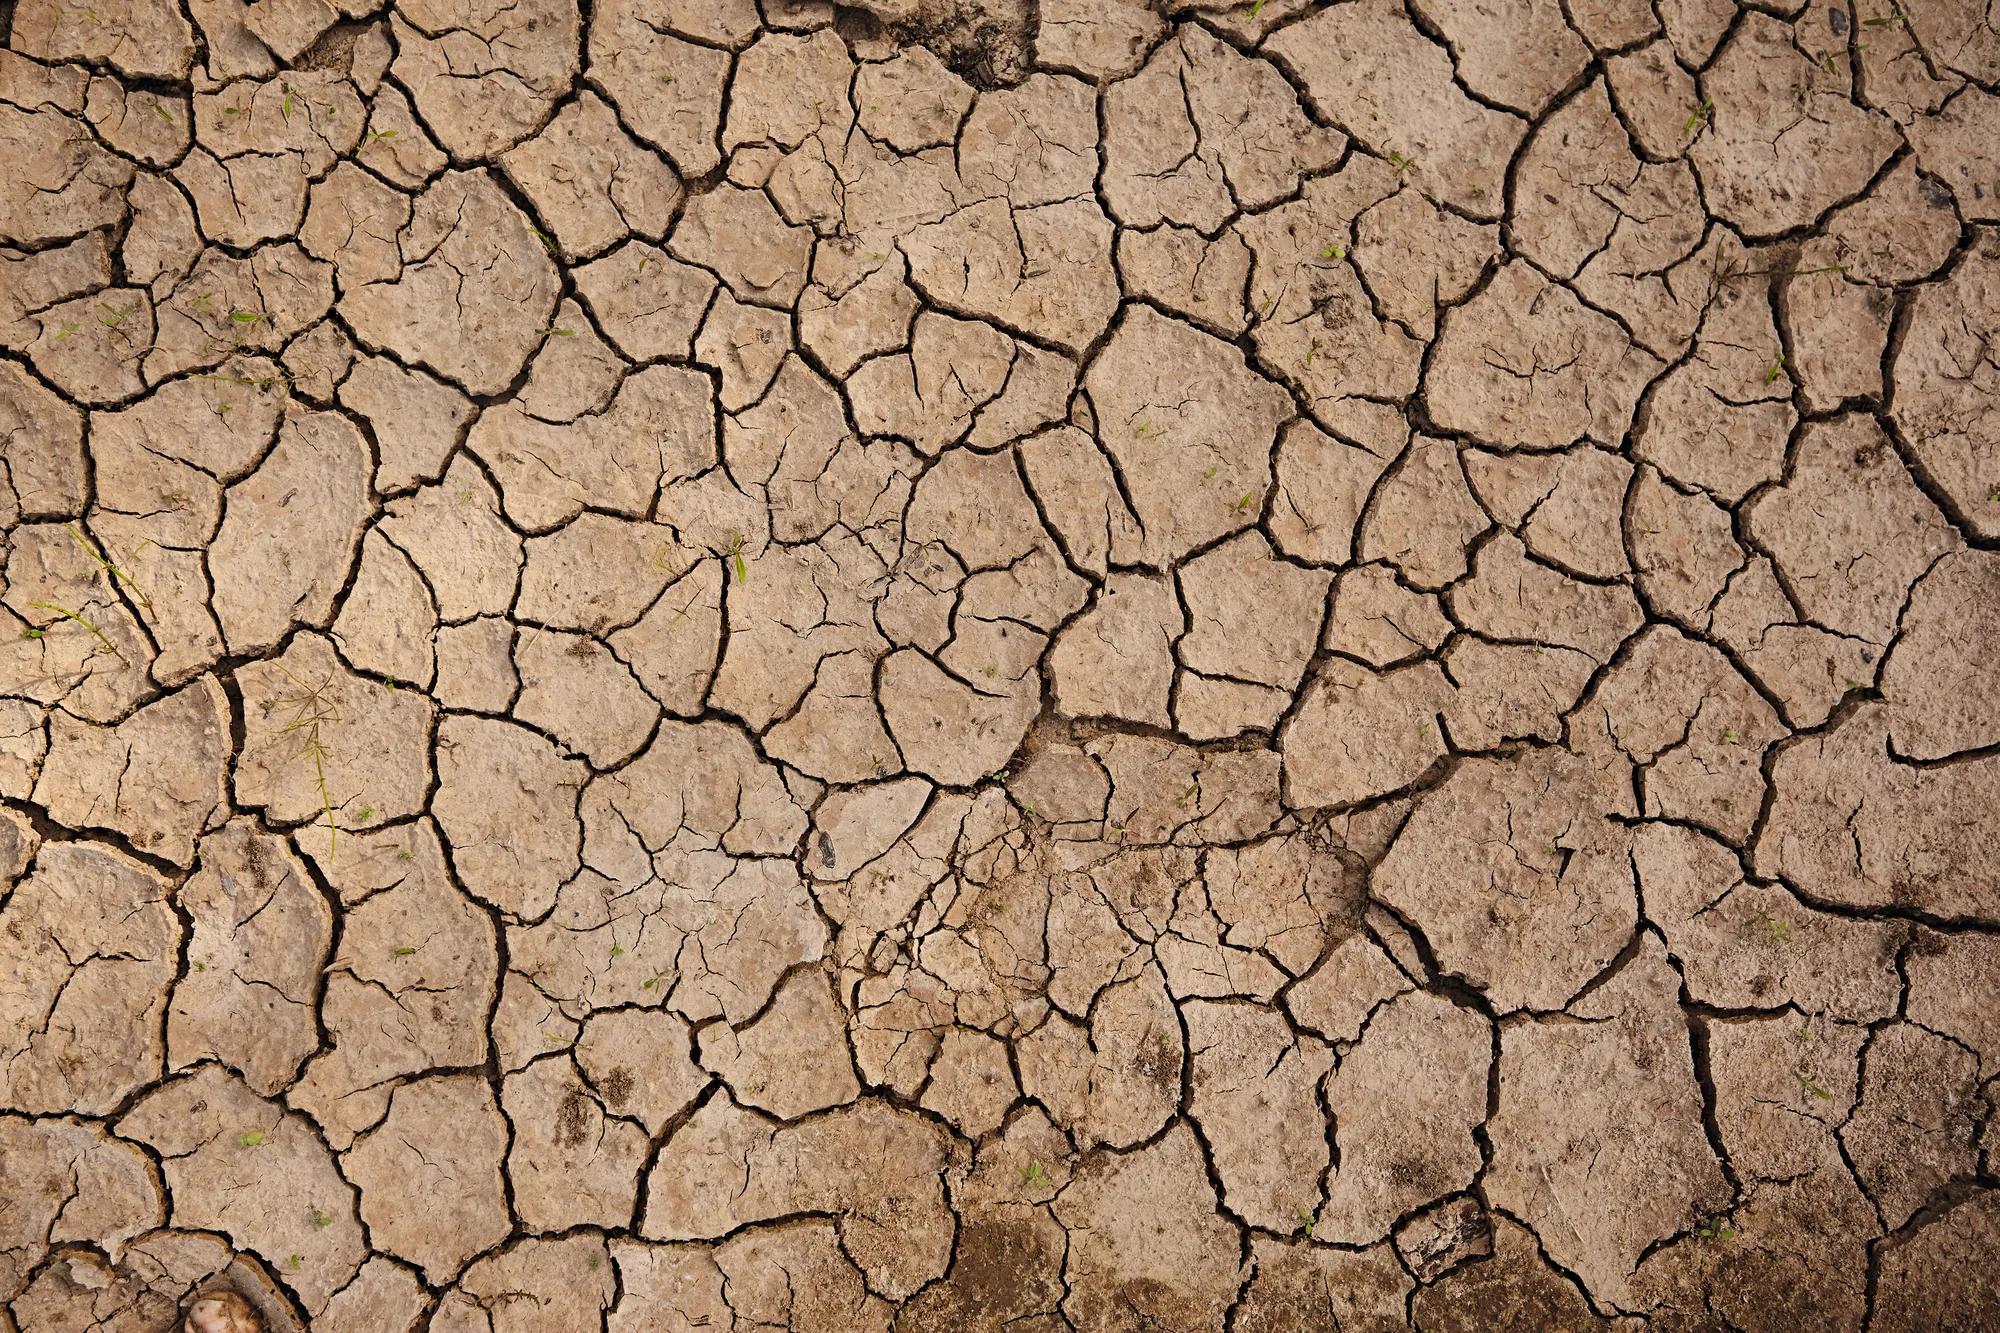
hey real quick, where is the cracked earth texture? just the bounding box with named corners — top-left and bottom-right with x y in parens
top-left (2, 0), bottom-right (2000, 1328)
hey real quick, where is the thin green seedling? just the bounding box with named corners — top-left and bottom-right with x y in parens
top-left (269, 661), bottom-right (342, 860)
top-left (1684, 99), bottom-right (1714, 135)
top-left (68, 523), bottom-right (153, 615)
top-left (724, 530), bottom-right (748, 585)
top-left (1318, 242), bottom-right (1345, 261)
top-left (392, 946), bottom-right (417, 957)
top-left (308, 1207), bottom-right (334, 1228)
top-left (1724, 261), bottom-right (1847, 281)
top-left (25, 601), bottom-right (121, 660)
top-left (1763, 356), bottom-right (1786, 386)
top-left (1019, 1161), bottom-right (1049, 1188)
top-left (1694, 1216), bottom-right (1736, 1241)
top-left (1296, 1209), bottom-right (1316, 1237)
top-left (236, 1129), bottom-right (265, 1148)
top-left (1793, 1068), bottom-right (1834, 1101)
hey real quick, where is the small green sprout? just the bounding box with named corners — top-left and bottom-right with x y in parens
top-left (1247, 0), bottom-right (1268, 16)
top-left (1234, 491), bottom-right (1256, 512)
top-left (26, 601), bottom-right (121, 660)
top-left (1719, 726), bottom-right (1739, 744)
top-left (724, 530), bottom-right (748, 584)
top-left (308, 1207), bottom-right (334, 1228)
top-left (1319, 242), bottom-right (1345, 261)
top-left (52, 320), bottom-right (79, 341)
top-left (1296, 1209), bottom-right (1316, 1237)
top-left (1388, 150), bottom-right (1414, 174)
top-left (364, 127), bottom-right (399, 143)
top-left (1793, 1069), bottom-right (1834, 1101)
top-left (1763, 356), bottom-right (1787, 385)
top-left (1694, 1216), bottom-right (1736, 1241)
top-left (1019, 1160), bottom-right (1049, 1188)
top-left (354, 804), bottom-right (374, 823)
top-left (1177, 781), bottom-right (1200, 806)
top-left (610, 945), bottom-right (626, 958)
top-left (1754, 914), bottom-right (1792, 944)
top-left (396, 847), bottom-right (414, 862)
top-left (154, 102), bottom-right (174, 124)
top-left (1133, 419), bottom-right (1160, 438)
top-left (287, 1254), bottom-right (302, 1272)
top-left (280, 83), bottom-right (296, 122)
top-left (236, 1130), bottom-right (265, 1147)
top-left (19, 626), bottom-right (44, 640)
top-left (1684, 99), bottom-right (1714, 135)
top-left (392, 946), bottom-right (417, 957)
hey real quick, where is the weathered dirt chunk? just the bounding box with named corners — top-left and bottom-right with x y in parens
top-left (344, 1075), bottom-right (510, 1283)
top-left (434, 715), bottom-right (585, 920)
top-left (119, 1065), bottom-right (367, 1310)
top-left (1270, 0), bottom-right (1523, 216)
top-left (340, 170), bottom-right (561, 396)
top-left (1375, 741), bottom-right (1637, 1011)
top-left (169, 820), bottom-right (331, 1095)
top-left (1428, 262), bottom-right (1663, 449)
top-left (34, 677), bottom-right (230, 865)
top-left (392, 0), bottom-right (581, 161)
top-left (1489, 939), bottom-right (1728, 1308)
top-left (1690, 14), bottom-right (1900, 237)
top-left (0, 843), bottom-right (179, 1113)
top-left (1052, 1124), bottom-right (1246, 1332)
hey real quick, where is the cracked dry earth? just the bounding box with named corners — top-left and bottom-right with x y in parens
top-left (7, 0), bottom-right (2000, 1331)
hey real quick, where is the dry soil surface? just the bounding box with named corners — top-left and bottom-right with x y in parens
top-left (3, 0), bottom-right (2000, 1329)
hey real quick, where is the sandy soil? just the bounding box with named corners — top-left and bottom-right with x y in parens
top-left (3, 0), bottom-right (1999, 1328)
